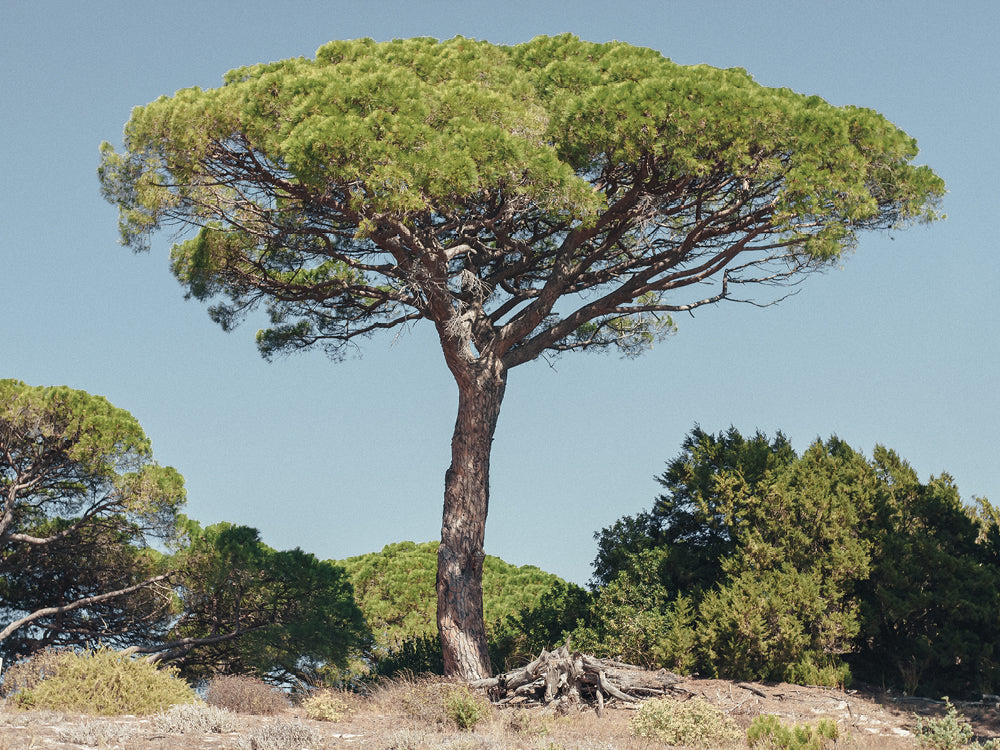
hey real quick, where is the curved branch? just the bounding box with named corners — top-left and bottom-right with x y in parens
top-left (0, 573), bottom-right (172, 644)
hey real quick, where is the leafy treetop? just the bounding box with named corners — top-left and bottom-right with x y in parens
top-left (100, 34), bottom-right (944, 364)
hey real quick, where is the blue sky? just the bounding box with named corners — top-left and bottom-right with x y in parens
top-left (3, 1), bottom-right (997, 585)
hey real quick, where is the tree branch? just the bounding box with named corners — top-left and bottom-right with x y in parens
top-left (0, 574), bottom-right (172, 644)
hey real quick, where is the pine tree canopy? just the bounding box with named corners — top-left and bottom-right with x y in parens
top-left (100, 34), bottom-right (944, 364)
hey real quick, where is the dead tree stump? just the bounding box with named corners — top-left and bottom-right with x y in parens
top-left (471, 644), bottom-right (685, 712)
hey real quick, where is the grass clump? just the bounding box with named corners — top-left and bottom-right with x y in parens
top-left (205, 674), bottom-right (289, 715)
top-left (234, 720), bottom-right (323, 750)
top-left (629, 696), bottom-right (743, 748)
top-left (444, 684), bottom-right (491, 730)
top-left (747, 715), bottom-right (838, 749)
top-left (55, 719), bottom-right (140, 746)
top-left (374, 675), bottom-right (492, 731)
top-left (152, 702), bottom-right (245, 733)
top-left (4, 646), bottom-right (197, 715)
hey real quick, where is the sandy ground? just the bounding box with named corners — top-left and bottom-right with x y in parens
top-left (2, 676), bottom-right (998, 749)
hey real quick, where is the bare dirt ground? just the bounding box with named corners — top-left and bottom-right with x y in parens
top-left (1, 676), bottom-right (997, 749)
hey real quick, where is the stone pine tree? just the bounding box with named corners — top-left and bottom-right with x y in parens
top-left (99, 35), bottom-right (943, 680)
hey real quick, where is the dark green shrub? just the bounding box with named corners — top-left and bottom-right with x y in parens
top-left (374, 632), bottom-right (444, 676)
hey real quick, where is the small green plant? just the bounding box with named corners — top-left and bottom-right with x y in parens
top-left (5, 647), bottom-right (197, 715)
top-left (913, 698), bottom-right (975, 749)
top-left (444, 684), bottom-right (490, 730)
top-left (205, 674), bottom-right (289, 715)
top-left (374, 676), bottom-right (492, 731)
top-left (629, 696), bottom-right (743, 747)
top-left (747, 714), bottom-right (839, 749)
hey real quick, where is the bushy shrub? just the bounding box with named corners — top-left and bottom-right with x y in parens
top-left (300, 688), bottom-right (354, 722)
top-left (6, 647), bottom-right (197, 715)
top-left (782, 654), bottom-right (852, 690)
top-left (205, 674), bottom-right (289, 715)
top-left (629, 696), bottom-right (743, 747)
top-left (747, 715), bottom-right (838, 749)
top-left (153, 702), bottom-right (245, 733)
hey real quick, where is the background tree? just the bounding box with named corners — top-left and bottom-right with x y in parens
top-left (852, 450), bottom-right (1000, 695)
top-left (0, 379), bottom-right (185, 658)
top-left (337, 540), bottom-right (565, 673)
top-left (589, 429), bottom-right (876, 683)
top-left (592, 426), bottom-right (797, 592)
top-left (1, 520), bottom-right (173, 659)
top-left (138, 521), bottom-right (367, 685)
top-left (99, 35), bottom-right (944, 679)
top-left (590, 426), bottom-right (1000, 695)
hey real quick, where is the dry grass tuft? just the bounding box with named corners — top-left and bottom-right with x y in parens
top-left (205, 674), bottom-right (290, 715)
top-left (370, 674), bottom-right (495, 731)
top-left (0, 648), bottom-right (64, 698)
top-left (55, 719), bottom-right (141, 747)
top-left (152, 702), bottom-right (246, 734)
top-left (234, 720), bottom-right (323, 750)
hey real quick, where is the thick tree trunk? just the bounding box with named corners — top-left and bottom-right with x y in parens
top-left (437, 357), bottom-right (507, 681)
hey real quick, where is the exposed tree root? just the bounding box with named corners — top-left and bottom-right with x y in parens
top-left (471, 644), bottom-right (685, 714)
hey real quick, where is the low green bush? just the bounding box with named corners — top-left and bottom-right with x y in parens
top-left (912, 698), bottom-right (976, 750)
top-left (444, 684), bottom-right (490, 730)
top-left (629, 696), bottom-right (743, 747)
top-left (747, 715), bottom-right (838, 749)
top-left (6, 647), bottom-right (197, 715)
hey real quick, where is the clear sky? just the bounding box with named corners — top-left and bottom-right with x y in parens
top-left (3, 0), bottom-right (997, 585)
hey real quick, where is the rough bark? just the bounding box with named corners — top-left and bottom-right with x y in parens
top-left (437, 356), bottom-right (507, 681)
top-left (472, 644), bottom-right (685, 711)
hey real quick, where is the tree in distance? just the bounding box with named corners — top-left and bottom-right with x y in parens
top-left (131, 521), bottom-right (367, 685)
top-left (337, 540), bottom-right (564, 670)
top-left (590, 426), bottom-right (1000, 695)
top-left (100, 35), bottom-right (944, 679)
top-left (0, 379), bottom-right (186, 658)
